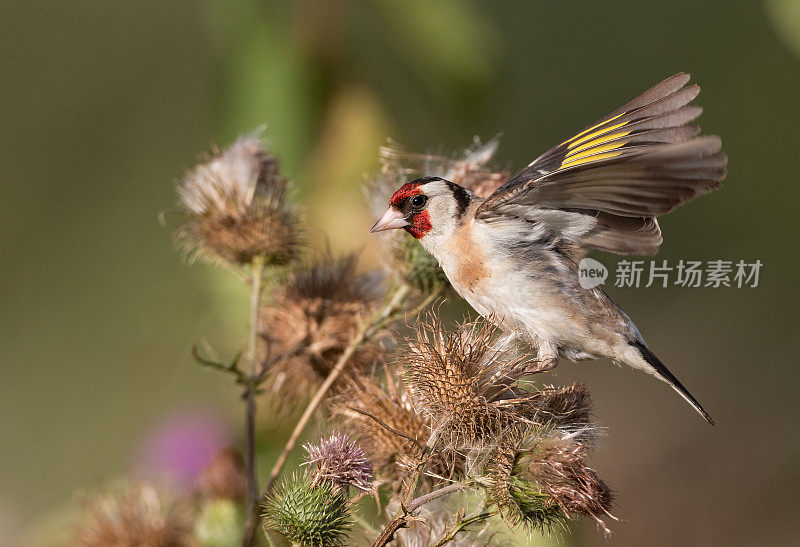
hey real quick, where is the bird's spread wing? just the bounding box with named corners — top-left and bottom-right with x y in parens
top-left (475, 73), bottom-right (726, 255)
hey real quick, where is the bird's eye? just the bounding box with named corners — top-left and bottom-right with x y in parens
top-left (410, 195), bottom-right (427, 208)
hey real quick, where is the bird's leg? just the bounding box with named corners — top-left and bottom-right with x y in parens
top-left (523, 356), bottom-right (558, 374)
top-left (523, 341), bottom-right (559, 375)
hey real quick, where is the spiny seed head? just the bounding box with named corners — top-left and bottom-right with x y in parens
top-left (396, 232), bottom-right (450, 294)
top-left (262, 472), bottom-right (352, 547)
top-left (532, 383), bottom-right (592, 426)
top-left (197, 447), bottom-right (247, 502)
top-left (485, 430), bottom-right (614, 535)
top-left (485, 440), bottom-right (566, 533)
top-left (437, 136), bottom-right (509, 198)
top-left (176, 132), bottom-right (299, 267)
top-left (531, 382), bottom-right (598, 445)
top-left (401, 317), bottom-right (535, 450)
top-left (375, 136), bottom-right (508, 200)
top-left (261, 254), bottom-right (384, 410)
top-left (74, 483), bottom-right (197, 547)
top-left (303, 432), bottom-right (374, 493)
top-left (517, 439), bottom-right (615, 534)
top-left (365, 137), bottom-right (506, 293)
top-left (332, 370), bottom-right (463, 490)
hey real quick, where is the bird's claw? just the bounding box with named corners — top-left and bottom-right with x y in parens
top-left (522, 357), bottom-right (558, 375)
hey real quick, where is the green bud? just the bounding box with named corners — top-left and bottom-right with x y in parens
top-left (262, 472), bottom-right (352, 546)
top-left (505, 475), bottom-right (566, 532)
top-left (399, 234), bottom-right (448, 294)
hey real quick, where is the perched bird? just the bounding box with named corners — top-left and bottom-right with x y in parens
top-left (371, 73), bottom-right (725, 425)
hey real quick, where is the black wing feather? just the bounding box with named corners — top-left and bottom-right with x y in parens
top-left (476, 73), bottom-right (726, 255)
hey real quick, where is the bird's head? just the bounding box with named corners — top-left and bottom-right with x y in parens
top-left (370, 177), bottom-right (472, 241)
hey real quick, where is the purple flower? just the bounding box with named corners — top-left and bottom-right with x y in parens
top-left (135, 409), bottom-right (232, 490)
top-left (303, 433), bottom-right (374, 493)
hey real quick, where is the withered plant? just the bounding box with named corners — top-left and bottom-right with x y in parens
top-left (69, 134), bottom-right (617, 546)
top-left (74, 483), bottom-right (198, 547)
top-left (174, 135), bottom-right (617, 546)
top-left (364, 317), bottom-right (614, 546)
top-left (173, 133), bottom-right (447, 545)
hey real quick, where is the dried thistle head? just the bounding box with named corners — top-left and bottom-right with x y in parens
top-left (197, 447), bottom-right (247, 502)
top-left (262, 472), bottom-right (352, 547)
top-left (261, 254), bottom-right (384, 408)
top-left (74, 482), bottom-right (198, 547)
top-left (303, 432), bottom-right (374, 493)
top-left (332, 370), bottom-right (462, 490)
top-left (530, 382), bottom-right (599, 445)
top-left (484, 436), bottom-right (566, 533)
top-left (401, 317), bottom-right (535, 450)
top-left (372, 136), bottom-right (508, 202)
top-left (485, 431), bottom-right (614, 535)
top-left (517, 438), bottom-right (614, 533)
top-left (532, 383), bottom-right (592, 426)
top-left (176, 133), bottom-right (299, 267)
top-left (437, 137), bottom-right (509, 198)
top-left (365, 137), bottom-right (507, 293)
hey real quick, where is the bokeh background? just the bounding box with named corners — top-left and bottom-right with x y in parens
top-left (2, 1), bottom-right (799, 545)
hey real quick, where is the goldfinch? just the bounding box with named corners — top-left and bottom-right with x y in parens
top-left (371, 73), bottom-right (726, 425)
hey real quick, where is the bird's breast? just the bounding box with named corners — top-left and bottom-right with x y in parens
top-left (442, 221), bottom-right (491, 293)
top-left (436, 222), bottom-right (614, 349)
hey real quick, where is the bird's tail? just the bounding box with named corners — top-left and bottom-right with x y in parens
top-left (630, 340), bottom-right (715, 426)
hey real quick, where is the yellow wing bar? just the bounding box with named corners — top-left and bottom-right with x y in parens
top-left (557, 114), bottom-right (635, 169)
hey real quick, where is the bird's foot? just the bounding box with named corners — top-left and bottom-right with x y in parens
top-left (522, 357), bottom-right (558, 375)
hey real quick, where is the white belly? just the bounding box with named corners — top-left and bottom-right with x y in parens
top-left (440, 255), bottom-right (568, 343)
top-left (424, 219), bottom-right (619, 358)
top-left (440, 254), bottom-right (618, 362)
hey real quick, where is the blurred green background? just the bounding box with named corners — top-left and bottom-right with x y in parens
top-left (1, 1), bottom-right (799, 545)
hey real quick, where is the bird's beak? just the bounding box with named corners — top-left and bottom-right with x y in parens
top-left (370, 208), bottom-right (409, 233)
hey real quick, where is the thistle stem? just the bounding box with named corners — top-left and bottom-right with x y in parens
top-left (407, 481), bottom-right (472, 513)
top-left (242, 258), bottom-right (264, 547)
top-left (432, 500), bottom-right (492, 547)
top-left (248, 260), bottom-right (264, 378)
top-left (371, 480), bottom-right (473, 547)
top-left (372, 427), bottom-right (457, 547)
